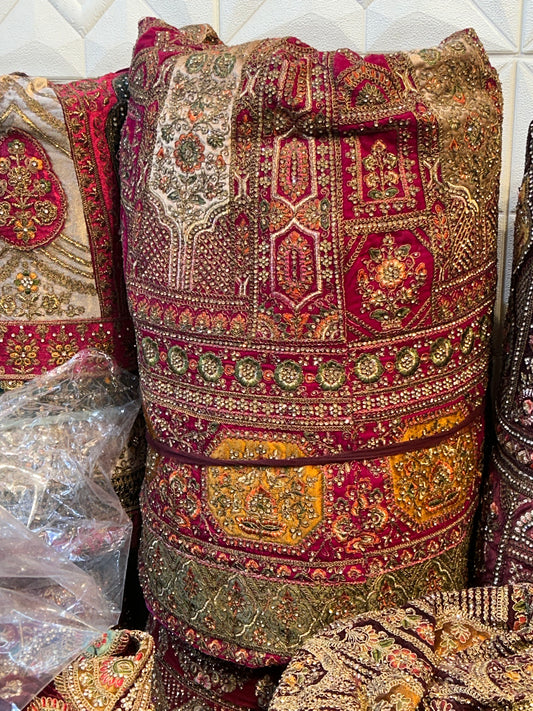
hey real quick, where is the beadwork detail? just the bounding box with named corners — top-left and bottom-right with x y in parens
top-left (28, 629), bottom-right (155, 711)
top-left (0, 72), bottom-right (144, 630)
top-left (0, 72), bottom-right (137, 386)
top-left (121, 21), bottom-right (502, 666)
top-left (168, 345), bottom-right (189, 375)
top-left (207, 438), bottom-right (323, 544)
top-left (476, 120), bottom-right (533, 587)
top-left (270, 585), bottom-right (533, 711)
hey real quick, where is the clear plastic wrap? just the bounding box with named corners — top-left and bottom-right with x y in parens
top-left (0, 349), bottom-right (141, 709)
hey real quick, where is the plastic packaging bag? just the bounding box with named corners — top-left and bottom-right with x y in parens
top-left (0, 349), bottom-right (140, 709)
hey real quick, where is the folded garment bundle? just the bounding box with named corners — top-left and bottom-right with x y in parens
top-left (119, 19), bottom-right (503, 669)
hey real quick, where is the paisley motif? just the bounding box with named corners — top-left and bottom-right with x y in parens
top-left (270, 585), bottom-right (533, 711)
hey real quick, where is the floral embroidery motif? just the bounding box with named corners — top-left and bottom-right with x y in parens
top-left (168, 345), bottom-right (189, 375)
top-left (0, 129), bottom-right (66, 250)
top-left (337, 59), bottom-right (398, 111)
top-left (459, 326), bottom-right (474, 355)
top-left (354, 353), bottom-right (383, 383)
top-left (207, 438), bottom-right (323, 545)
top-left (53, 629), bottom-right (155, 711)
top-left (357, 234), bottom-right (428, 330)
top-left (47, 331), bottom-right (79, 367)
top-left (270, 585), bottom-right (533, 711)
top-left (142, 336), bottom-right (159, 366)
top-left (362, 139), bottom-right (400, 200)
top-left (430, 337), bottom-right (453, 367)
top-left (235, 356), bottom-right (262, 387)
top-left (0, 72), bottom-right (136, 389)
top-left (344, 128), bottom-right (421, 219)
top-left (198, 352), bottom-right (224, 382)
top-left (173, 132), bottom-right (205, 173)
top-left (149, 46), bottom-right (240, 295)
top-left (14, 269), bottom-right (39, 294)
top-left (317, 360), bottom-right (346, 391)
top-left (390, 411), bottom-right (478, 526)
top-left (395, 347), bottom-right (420, 377)
top-left (333, 475), bottom-right (390, 553)
top-left (0, 266), bottom-right (85, 321)
top-left (274, 360), bottom-right (303, 390)
top-left (6, 330), bottom-right (39, 373)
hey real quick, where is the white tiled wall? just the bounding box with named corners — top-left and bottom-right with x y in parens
top-left (1, 0), bottom-right (531, 329)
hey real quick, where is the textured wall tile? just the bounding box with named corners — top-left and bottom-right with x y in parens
top-left (48, 0), bottom-right (116, 37)
top-left (366, 0), bottom-right (519, 53)
top-left (145, 0), bottom-right (215, 28)
top-left (86, 0), bottom-right (214, 75)
top-left (0, 0), bottom-right (19, 23)
top-left (0, 0), bottom-right (85, 77)
top-left (85, 0), bottom-right (154, 75)
top-left (523, 0), bottom-right (533, 52)
top-left (220, 0), bottom-right (365, 50)
top-left (510, 63), bottom-right (533, 212)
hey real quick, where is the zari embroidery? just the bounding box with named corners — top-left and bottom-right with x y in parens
top-left (476, 120), bottom-right (533, 586)
top-left (120, 21), bottom-right (502, 665)
top-left (269, 585), bottom-right (533, 711)
top-left (26, 630), bottom-right (155, 711)
top-left (0, 72), bottom-right (145, 627)
top-left (147, 617), bottom-right (282, 711)
top-left (0, 72), bottom-right (136, 386)
top-left (0, 129), bottom-right (66, 249)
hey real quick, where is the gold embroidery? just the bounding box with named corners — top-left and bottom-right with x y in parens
top-left (141, 523), bottom-right (468, 660)
top-left (54, 630), bottom-right (155, 711)
top-left (389, 411), bottom-right (479, 526)
top-left (207, 438), bottom-right (323, 544)
top-left (357, 233), bottom-right (428, 330)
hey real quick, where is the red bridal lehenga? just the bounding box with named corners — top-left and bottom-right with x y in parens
top-left (119, 19), bottom-right (503, 709)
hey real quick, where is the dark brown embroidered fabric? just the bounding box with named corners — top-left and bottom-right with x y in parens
top-left (476, 121), bottom-right (533, 586)
top-left (270, 584), bottom-right (533, 711)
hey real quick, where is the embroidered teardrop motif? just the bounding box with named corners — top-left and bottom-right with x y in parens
top-left (0, 129), bottom-right (66, 249)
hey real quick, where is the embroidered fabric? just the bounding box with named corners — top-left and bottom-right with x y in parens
top-left (0, 70), bottom-right (147, 627)
top-left (147, 616), bottom-right (283, 711)
top-left (23, 628), bottom-right (155, 711)
top-left (0, 72), bottom-right (135, 387)
top-left (476, 121), bottom-right (533, 585)
top-left (120, 19), bottom-right (503, 665)
top-left (269, 584), bottom-right (533, 711)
